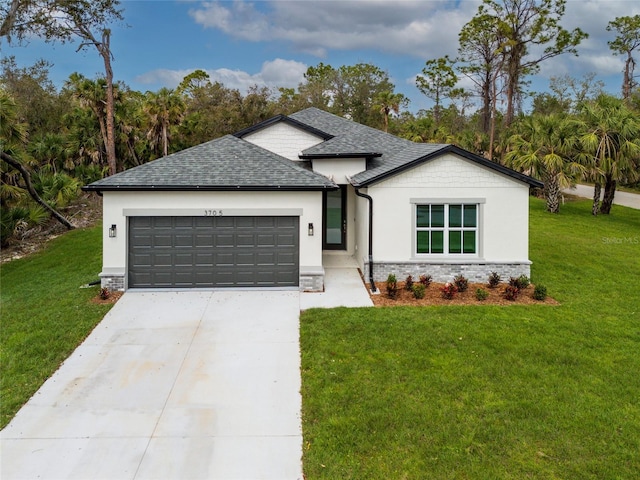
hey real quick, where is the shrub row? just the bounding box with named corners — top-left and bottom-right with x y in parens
top-left (385, 273), bottom-right (547, 302)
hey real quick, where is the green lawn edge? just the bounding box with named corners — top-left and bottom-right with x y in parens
top-left (0, 226), bottom-right (113, 429)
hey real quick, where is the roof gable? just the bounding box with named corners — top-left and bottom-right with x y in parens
top-left (234, 114), bottom-right (333, 141)
top-left (84, 135), bottom-right (337, 192)
top-left (350, 144), bottom-right (543, 188)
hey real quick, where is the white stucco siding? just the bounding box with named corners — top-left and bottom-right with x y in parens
top-left (312, 158), bottom-right (367, 184)
top-left (242, 123), bottom-right (324, 160)
top-left (368, 154), bottom-right (531, 263)
top-left (101, 190), bottom-right (324, 279)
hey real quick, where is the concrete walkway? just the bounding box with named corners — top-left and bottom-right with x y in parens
top-left (1, 291), bottom-right (303, 480)
top-left (300, 255), bottom-right (374, 309)
top-left (563, 184), bottom-right (640, 209)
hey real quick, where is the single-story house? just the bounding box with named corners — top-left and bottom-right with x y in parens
top-left (83, 107), bottom-right (542, 292)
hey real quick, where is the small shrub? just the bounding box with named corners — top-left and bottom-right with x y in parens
top-left (440, 282), bottom-right (458, 300)
top-left (386, 274), bottom-right (398, 299)
top-left (453, 274), bottom-right (469, 292)
top-left (503, 285), bottom-right (519, 301)
top-left (533, 284), bottom-right (547, 301)
top-left (475, 288), bottom-right (489, 301)
top-left (100, 287), bottom-right (110, 300)
top-left (412, 283), bottom-right (426, 299)
top-left (488, 271), bottom-right (501, 288)
top-left (419, 274), bottom-right (432, 287)
top-left (405, 275), bottom-right (414, 291)
top-left (509, 275), bottom-right (530, 290)
top-left (517, 275), bottom-right (530, 289)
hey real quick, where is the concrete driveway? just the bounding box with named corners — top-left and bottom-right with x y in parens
top-left (1, 291), bottom-right (303, 480)
top-left (563, 184), bottom-right (640, 209)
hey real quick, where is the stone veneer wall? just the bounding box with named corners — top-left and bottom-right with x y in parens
top-left (364, 262), bottom-right (531, 284)
top-left (100, 272), bottom-right (324, 292)
top-left (100, 273), bottom-right (125, 292)
top-left (299, 271), bottom-right (324, 292)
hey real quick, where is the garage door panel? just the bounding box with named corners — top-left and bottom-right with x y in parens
top-left (237, 234), bottom-right (257, 246)
top-left (195, 252), bottom-right (214, 265)
top-left (149, 253), bottom-right (172, 267)
top-left (195, 234), bottom-right (214, 247)
top-left (215, 234), bottom-right (235, 247)
top-left (154, 235), bottom-right (172, 247)
top-left (129, 216), bottom-right (299, 288)
top-left (236, 252), bottom-right (257, 266)
top-left (174, 253), bottom-right (195, 267)
top-left (277, 252), bottom-right (296, 265)
top-left (256, 252), bottom-right (276, 265)
top-left (152, 217), bottom-right (173, 228)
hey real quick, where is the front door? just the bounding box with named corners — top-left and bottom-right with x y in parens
top-left (323, 186), bottom-right (346, 250)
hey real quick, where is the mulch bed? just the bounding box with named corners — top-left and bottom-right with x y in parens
top-left (369, 281), bottom-right (558, 307)
top-left (90, 290), bottom-right (124, 305)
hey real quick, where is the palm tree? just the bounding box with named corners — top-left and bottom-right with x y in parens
top-left (144, 88), bottom-right (185, 158)
top-left (579, 94), bottom-right (640, 215)
top-left (505, 114), bottom-right (585, 213)
top-left (65, 74), bottom-right (110, 170)
top-left (374, 91), bottom-right (406, 132)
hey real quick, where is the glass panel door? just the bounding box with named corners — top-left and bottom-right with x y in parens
top-left (323, 186), bottom-right (346, 250)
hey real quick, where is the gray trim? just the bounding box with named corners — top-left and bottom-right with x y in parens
top-left (123, 208), bottom-right (304, 217)
top-left (410, 198), bottom-right (486, 204)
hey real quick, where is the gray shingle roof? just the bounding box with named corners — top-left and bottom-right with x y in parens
top-left (84, 135), bottom-right (337, 191)
top-left (84, 107), bottom-right (542, 192)
top-left (289, 108), bottom-right (542, 188)
top-left (350, 142), bottom-right (449, 185)
top-left (290, 108), bottom-right (413, 157)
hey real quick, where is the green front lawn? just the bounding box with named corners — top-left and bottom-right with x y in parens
top-left (0, 226), bottom-right (113, 429)
top-left (2, 199), bottom-right (639, 478)
top-left (301, 198), bottom-right (640, 479)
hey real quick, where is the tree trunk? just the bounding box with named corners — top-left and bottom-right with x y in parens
top-left (98, 30), bottom-right (117, 176)
top-left (623, 53), bottom-right (633, 100)
top-left (1, 152), bottom-right (74, 230)
top-left (592, 182), bottom-right (602, 216)
top-left (600, 175), bottom-right (617, 214)
top-left (544, 175), bottom-right (560, 213)
top-left (505, 43), bottom-right (524, 127)
top-left (162, 122), bottom-right (168, 157)
top-left (481, 71), bottom-right (491, 134)
top-left (488, 72), bottom-right (499, 162)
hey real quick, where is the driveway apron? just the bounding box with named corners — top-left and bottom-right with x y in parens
top-left (1, 290), bottom-right (303, 480)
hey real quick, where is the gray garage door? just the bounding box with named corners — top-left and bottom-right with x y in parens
top-left (128, 216), bottom-right (299, 288)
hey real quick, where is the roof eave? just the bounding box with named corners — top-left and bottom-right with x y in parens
top-left (81, 184), bottom-right (338, 193)
top-left (299, 152), bottom-right (383, 160)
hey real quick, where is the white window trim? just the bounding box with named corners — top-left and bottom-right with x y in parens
top-left (411, 199), bottom-right (484, 259)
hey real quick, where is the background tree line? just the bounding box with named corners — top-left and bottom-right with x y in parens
top-left (1, 0), bottom-right (639, 247)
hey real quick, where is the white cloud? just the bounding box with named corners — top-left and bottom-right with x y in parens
top-left (134, 58), bottom-right (308, 93)
top-left (188, 0), bottom-right (480, 60)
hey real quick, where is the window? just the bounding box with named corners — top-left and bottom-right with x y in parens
top-left (416, 204), bottom-right (477, 255)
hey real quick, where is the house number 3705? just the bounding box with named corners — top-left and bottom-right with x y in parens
top-left (204, 210), bottom-right (223, 217)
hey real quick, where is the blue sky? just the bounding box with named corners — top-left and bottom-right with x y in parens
top-left (4, 0), bottom-right (640, 113)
